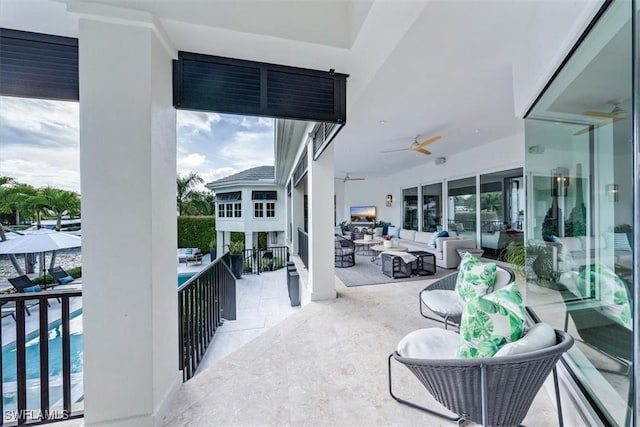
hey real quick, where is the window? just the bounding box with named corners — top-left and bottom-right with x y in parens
top-left (218, 203), bottom-right (224, 218)
top-left (226, 203), bottom-right (233, 218)
top-left (402, 187), bottom-right (418, 230)
top-left (266, 202), bottom-right (275, 218)
top-left (254, 203), bottom-right (264, 218)
top-left (255, 201), bottom-right (276, 218)
top-left (252, 190), bottom-right (277, 200)
top-left (479, 168), bottom-right (524, 258)
top-left (421, 182), bottom-right (442, 232)
top-left (234, 203), bottom-right (242, 218)
top-left (447, 177), bottom-right (476, 240)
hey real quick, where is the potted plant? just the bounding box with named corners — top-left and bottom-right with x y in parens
top-left (226, 240), bottom-right (245, 279)
top-left (503, 240), bottom-right (556, 284)
top-left (363, 228), bottom-right (373, 241)
top-left (382, 234), bottom-right (393, 248)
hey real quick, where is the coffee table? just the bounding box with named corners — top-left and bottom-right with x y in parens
top-left (408, 250), bottom-right (436, 276)
top-left (353, 239), bottom-right (382, 256)
top-left (370, 244), bottom-right (408, 262)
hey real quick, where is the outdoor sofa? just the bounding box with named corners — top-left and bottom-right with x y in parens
top-left (393, 229), bottom-right (476, 269)
top-left (177, 248), bottom-right (203, 265)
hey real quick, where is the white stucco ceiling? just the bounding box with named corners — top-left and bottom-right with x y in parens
top-left (0, 0), bottom-right (604, 179)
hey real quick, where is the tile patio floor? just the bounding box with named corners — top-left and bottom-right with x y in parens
top-left (163, 264), bottom-right (565, 426)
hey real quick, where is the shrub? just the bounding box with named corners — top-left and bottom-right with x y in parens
top-left (178, 216), bottom-right (216, 253)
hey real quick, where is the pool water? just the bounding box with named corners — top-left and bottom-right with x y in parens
top-left (177, 272), bottom-right (195, 286)
top-left (2, 310), bottom-right (83, 410)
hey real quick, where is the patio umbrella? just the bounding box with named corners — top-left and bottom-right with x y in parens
top-left (0, 229), bottom-right (81, 283)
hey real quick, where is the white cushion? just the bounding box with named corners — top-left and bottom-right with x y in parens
top-left (397, 328), bottom-right (460, 359)
top-left (494, 322), bottom-right (556, 357)
top-left (421, 290), bottom-right (464, 317)
top-left (414, 231), bottom-right (433, 245)
top-left (493, 267), bottom-right (513, 290)
top-left (373, 227), bottom-right (384, 237)
top-left (388, 225), bottom-right (400, 237)
top-left (399, 229), bottom-right (416, 240)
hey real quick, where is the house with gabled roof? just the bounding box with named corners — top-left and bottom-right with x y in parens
top-left (206, 166), bottom-right (285, 257)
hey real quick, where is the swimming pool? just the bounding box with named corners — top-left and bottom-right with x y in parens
top-left (177, 272), bottom-right (195, 287)
top-left (2, 310), bottom-right (83, 411)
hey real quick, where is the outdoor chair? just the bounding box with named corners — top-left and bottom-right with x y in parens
top-left (50, 266), bottom-right (77, 286)
top-left (335, 236), bottom-right (355, 268)
top-left (419, 266), bottom-right (515, 329)
top-left (7, 275), bottom-right (46, 316)
top-left (388, 327), bottom-right (574, 426)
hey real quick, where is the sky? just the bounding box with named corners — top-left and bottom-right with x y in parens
top-left (0, 96), bottom-right (275, 193)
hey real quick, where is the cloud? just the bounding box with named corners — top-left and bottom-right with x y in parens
top-left (0, 97), bottom-right (80, 192)
top-left (0, 97), bottom-right (78, 148)
top-left (1, 98), bottom-right (275, 196)
top-left (177, 152), bottom-right (207, 170)
top-left (217, 129), bottom-right (275, 168)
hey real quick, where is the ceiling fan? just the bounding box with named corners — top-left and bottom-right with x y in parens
top-left (574, 100), bottom-right (629, 136)
top-left (381, 135), bottom-right (441, 156)
top-left (340, 173), bottom-right (365, 183)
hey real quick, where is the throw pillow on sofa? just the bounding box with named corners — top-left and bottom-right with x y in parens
top-left (387, 225), bottom-right (400, 238)
top-left (455, 252), bottom-right (497, 302)
top-left (428, 230), bottom-right (450, 248)
top-left (577, 263), bottom-right (631, 329)
top-left (458, 282), bottom-right (527, 358)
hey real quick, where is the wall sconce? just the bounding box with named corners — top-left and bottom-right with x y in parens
top-left (386, 194), bottom-right (393, 207)
top-left (551, 167), bottom-right (570, 197)
top-left (606, 184), bottom-right (619, 202)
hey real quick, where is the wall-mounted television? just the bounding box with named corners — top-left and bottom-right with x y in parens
top-left (350, 206), bottom-right (376, 223)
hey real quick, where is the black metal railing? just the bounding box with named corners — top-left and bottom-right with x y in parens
top-left (297, 228), bottom-right (308, 269)
top-left (178, 254), bottom-right (236, 381)
top-left (242, 247), bottom-right (290, 274)
top-left (0, 289), bottom-right (84, 425)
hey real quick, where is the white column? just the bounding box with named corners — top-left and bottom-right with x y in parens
top-left (216, 230), bottom-right (225, 259)
top-left (245, 232), bottom-right (254, 251)
top-left (76, 8), bottom-right (179, 426)
top-left (307, 144), bottom-right (336, 300)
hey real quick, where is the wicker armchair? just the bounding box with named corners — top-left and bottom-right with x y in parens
top-left (419, 267), bottom-right (515, 329)
top-left (335, 236), bottom-right (355, 268)
top-left (388, 329), bottom-right (574, 426)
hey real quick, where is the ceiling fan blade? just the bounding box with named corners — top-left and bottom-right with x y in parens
top-left (414, 147), bottom-right (431, 155)
top-left (582, 111), bottom-right (617, 119)
top-left (416, 135), bottom-right (441, 149)
top-left (380, 148), bottom-right (411, 153)
top-left (573, 118), bottom-right (614, 136)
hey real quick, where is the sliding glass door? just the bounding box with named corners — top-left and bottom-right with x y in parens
top-left (524, 1), bottom-right (635, 424)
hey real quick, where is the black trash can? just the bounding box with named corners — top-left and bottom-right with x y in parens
top-left (286, 263), bottom-right (300, 307)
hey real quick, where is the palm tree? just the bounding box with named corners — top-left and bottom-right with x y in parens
top-left (14, 185), bottom-right (47, 230)
top-left (177, 172), bottom-right (205, 215)
top-left (0, 176), bottom-right (17, 239)
top-left (0, 176), bottom-right (26, 274)
top-left (41, 187), bottom-right (81, 231)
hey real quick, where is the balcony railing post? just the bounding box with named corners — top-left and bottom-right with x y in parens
top-left (0, 289), bottom-right (83, 425)
top-left (178, 253), bottom-right (236, 381)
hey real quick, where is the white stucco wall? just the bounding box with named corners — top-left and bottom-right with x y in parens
top-left (340, 132), bottom-right (525, 227)
top-left (512, 0), bottom-right (603, 117)
top-left (214, 185), bottom-right (286, 234)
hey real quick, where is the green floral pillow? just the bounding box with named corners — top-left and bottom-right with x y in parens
top-left (455, 252), bottom-right (497, 302)
top-left (578, 264), bottom-right (631, 329)
top-left (458, 282), bottom-right (527, 358)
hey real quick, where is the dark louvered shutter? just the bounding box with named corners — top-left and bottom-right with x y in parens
top-left (0, 28), bottom-right (79, 101)
top-left (173, 52), bottom-right (347, 123)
